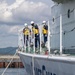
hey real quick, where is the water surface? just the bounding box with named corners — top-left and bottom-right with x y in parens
top-left (0, 68), bottom-right (26, 75)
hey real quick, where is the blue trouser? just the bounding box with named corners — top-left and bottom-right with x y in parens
top-left (35, 34), bottom-right (40, 48)
top-left (43, 34), bottom-right (48, 44)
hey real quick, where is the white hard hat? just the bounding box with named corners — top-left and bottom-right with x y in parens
top-left (31, 21), bottom-right (34, 24)
top-left (42, 21), bottom-right (46, 24)
top-left (24, 23), bottom-right (27, 26)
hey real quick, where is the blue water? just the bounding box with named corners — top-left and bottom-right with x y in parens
top-left (0, 68), bottom-right (27, 75)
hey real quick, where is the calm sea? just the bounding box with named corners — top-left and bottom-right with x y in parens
top-left (0, 68), bottom-right (27, 75)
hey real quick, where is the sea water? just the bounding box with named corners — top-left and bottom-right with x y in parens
top-left (0, 68), bottom-right (27, 75)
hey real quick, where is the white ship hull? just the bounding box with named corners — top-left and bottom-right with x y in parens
top-left (18, 52), bottom-right (75, 75)
top-left (17, 1), bottom-right (75, 75)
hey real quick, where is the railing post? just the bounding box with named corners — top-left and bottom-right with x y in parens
top-left (28, 29), bottom-right (30, 53)
top-left (33, 33), bottom-right (35, 54)
top-left (48, 21), bottom-right (51, 54)
top-left (60, 14), bottom-right (63, 55)
top-left (18, 29), bottom-right (24, 51)
top-left (40, 25), bottom-right (42, 54)
top-left (24, 35), bottom-right (26, 52)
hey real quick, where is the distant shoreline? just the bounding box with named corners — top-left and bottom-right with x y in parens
top-left (0, 47), bottom-right (18, 55)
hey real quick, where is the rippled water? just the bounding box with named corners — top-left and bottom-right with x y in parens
top-left (0, 68), bottom-right (27, 75)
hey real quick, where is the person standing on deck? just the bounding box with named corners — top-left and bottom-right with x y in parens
top-left (23, 23), bottom-right (31, 46)
top-left (42, 21), bottom-right (48, 45)
top-left (30, 21), bottom-right (40, 48)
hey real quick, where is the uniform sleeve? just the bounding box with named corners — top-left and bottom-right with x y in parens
top-left (27, 28), bottom-right (31, 35)
top-left (35, 25), bottom-right (38, 29)
top-left (23, 28), bottom-right (25, 33)
top-left (42, 27), bottom-right (44, 33)
top-left (45, 25), bottom-right (48, 30)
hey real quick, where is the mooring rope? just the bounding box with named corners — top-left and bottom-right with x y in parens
top-left (1, 51), bottom-right (17, 75)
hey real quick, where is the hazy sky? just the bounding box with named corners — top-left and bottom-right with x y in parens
top-left (0, 0), bottom-right (54, 48)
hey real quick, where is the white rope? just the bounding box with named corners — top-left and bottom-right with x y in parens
top-left (1, 52), bottom-right (17, 75)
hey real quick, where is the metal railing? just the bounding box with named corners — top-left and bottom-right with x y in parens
top-left (18, 15), bottom-right (75, 56)
top-left (18, 21), bottom-right (51, 55)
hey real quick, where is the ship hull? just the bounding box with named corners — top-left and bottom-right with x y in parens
top-left (18, 52), bottom-right (75, 75)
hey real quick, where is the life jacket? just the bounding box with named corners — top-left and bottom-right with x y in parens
top-left (23, 28), bottom-right (30, 35)
top-left (32, 25), bottom-right (39, 34)
top-left (42, 25), bottom-right (48, 34)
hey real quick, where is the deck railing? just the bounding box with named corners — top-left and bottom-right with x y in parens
top-left (18, 21), bottom-right (51, 55)
top-left (18, 14), bottom-right (75, 56)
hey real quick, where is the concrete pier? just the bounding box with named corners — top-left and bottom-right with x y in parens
top-left (0, 55), bottom-right (24, 68)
